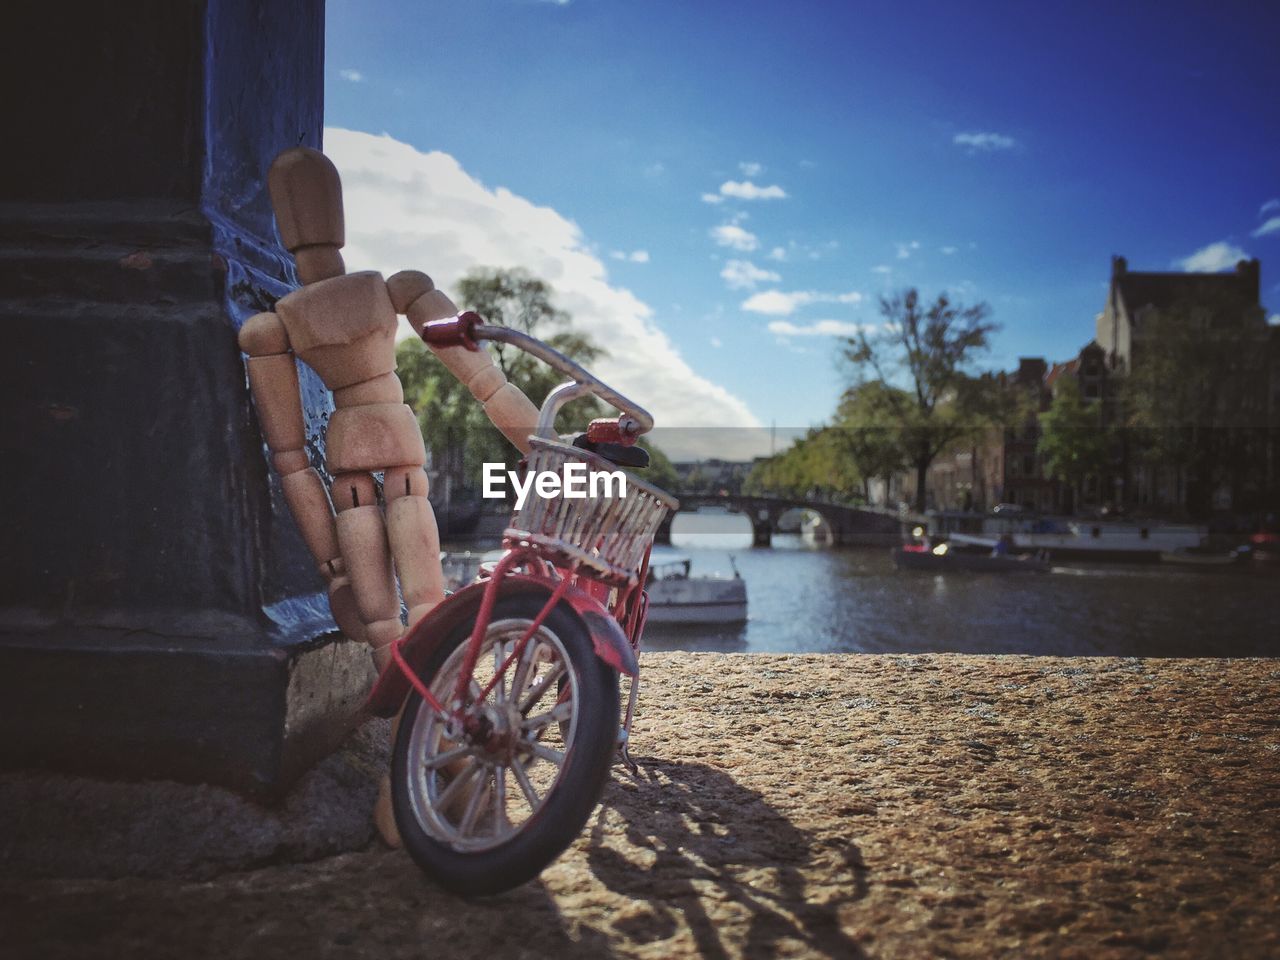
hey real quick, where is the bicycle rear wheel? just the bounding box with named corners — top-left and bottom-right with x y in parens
top-left (391, 593), bottom-right (620, 896)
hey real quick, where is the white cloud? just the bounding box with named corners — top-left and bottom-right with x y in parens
top-left (738, 161), bottom-right (763, 177)
top-left (719, 180), bottom-right (788, 200)
top-left (710, 336), bottom-right (723, 348)
top-left (1252, 217), bottom-right (1280, 238)
top-left (741, 289), bottom-right (862, 316)
top-left (643, 162), bottom-right (665, 178)
top-left (710, 223), bottom-right (759, 252)
top-left (896, 240), bottom-right (920, 260)
top-left (768, 319), bottom-right (869, 338)
top-left (700, 192), bottom-right (724, 205)
top-left (323, 128), bottom-right (760, 447)
top-left (742, 290), bottom-right (809, 315)
top-left (871, 265), bottom-right (891, 275)
top-left (1174, 241), bottom-right (1249, 273)
top-left (1260, 199), bottom-right (1280, 216)
top-left (766, 246), bottom-right (787, 261)
top-left (339, 69), bottom-right (364, 83)
top-left (610, 249), bottom-right (650, 263)
top-left (940, 245), bottom-right (958, 255)
top-left (720, 259), bottom-right (781, 290)
top-left (953, 131), bottom-right (1017, 152)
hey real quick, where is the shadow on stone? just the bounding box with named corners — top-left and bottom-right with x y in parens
top-left (587, 756), bottom-right (870, 959)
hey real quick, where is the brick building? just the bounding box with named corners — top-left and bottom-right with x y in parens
top-left (897, 256), bottom-right (1276, 517)
top-left (1096, 255), bottom-right (1276, 513)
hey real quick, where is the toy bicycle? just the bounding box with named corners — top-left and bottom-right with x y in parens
top-left (364, 311), bottom-right (677, 897)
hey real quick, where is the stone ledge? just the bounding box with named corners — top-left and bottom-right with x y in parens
top-left (0, 719), bottom-right (390, 881)
top-left (2, 652), bottom-right (1277, 959)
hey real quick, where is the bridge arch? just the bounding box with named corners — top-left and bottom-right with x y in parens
top-left (656, 499), bottom-right (756, 546)
top-left (656, 493), bottom-right (908, 548)
top-left (775, 505), bottom-right (835, 545)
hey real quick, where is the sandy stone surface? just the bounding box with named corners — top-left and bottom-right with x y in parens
top-left (3, 652), bottom-right (1278, 959)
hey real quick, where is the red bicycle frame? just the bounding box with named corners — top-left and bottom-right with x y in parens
top-left (369, 311), bottom-right (671, 768)
top-left (381, 542), bottom-right (653, 752)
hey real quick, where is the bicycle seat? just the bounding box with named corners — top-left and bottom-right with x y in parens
top-left (570, 433), bottom-right (649, 469)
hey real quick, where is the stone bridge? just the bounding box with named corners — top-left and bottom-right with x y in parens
top-left (658, 493), bottom-right (924, 547)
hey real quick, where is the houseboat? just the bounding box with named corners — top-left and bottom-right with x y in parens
top-left (934, 511), bottom-right (1204, 562)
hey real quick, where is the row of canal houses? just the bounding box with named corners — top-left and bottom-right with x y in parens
top-left (874, 256), bottom-right (1280, 519)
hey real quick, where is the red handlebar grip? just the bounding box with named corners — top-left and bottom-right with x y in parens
top-left (587, 418), bottom-right (637, 446)
top-left (420, 311), bottom-right (481, 351)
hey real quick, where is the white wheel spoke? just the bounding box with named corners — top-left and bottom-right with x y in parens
top-left (422, 744), bottom-right (470, 770)
top-left (493, 766), bottom-right (508, 837)
top-left (520, 660), bottom-right (566, 714)
top-left (493, 640), bottom-right (508, 704)
top-left (528, 742), bottom-right (565, 767)
top-left (521, 700), bottom-right (573, 730)
top-left (509, 639), bottom-right (539, 704)
top-left (459, 774), bottom-right (490, 836)
top-left (512, 759), bottom-right (541, 808)
top-left (435, 758), bottom-right (481, 810)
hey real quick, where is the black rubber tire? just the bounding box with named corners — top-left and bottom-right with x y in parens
top-left (391, 593), bottom-right (620, 897)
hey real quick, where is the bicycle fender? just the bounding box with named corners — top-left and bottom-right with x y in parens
top-left (559, 585), bottom-right (639, 679)
top-left (363, 575), bottom-right (636, 718)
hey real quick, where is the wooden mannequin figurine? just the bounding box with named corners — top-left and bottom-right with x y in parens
top-left (238, 148), bottom-right (542, 843)
top-left (239, 147), bottom-right (540, 671)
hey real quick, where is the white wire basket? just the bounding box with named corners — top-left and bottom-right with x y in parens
top-left (503, 436), bottom-right (679, 585)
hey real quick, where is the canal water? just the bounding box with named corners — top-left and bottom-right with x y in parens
top-left (638, 512), bottom-right (1280, 658)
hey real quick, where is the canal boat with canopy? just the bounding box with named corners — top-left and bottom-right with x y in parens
top-left (644, 548), bottom-right (749, 623)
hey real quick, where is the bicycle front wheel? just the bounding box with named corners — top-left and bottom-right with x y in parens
top-left (391, 593), bottom-right (620, 896)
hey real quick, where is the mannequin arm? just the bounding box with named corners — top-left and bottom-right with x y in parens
top-left (387, 271), bottom-right (540, 454)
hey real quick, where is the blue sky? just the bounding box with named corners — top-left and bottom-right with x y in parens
top-left (325, 0), bottom-right (1279, 444)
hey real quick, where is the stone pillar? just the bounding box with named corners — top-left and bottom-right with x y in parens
top-left (752, 510), bottom-right (773, 548)
top-left (0, 0), bottom-right (372, 797)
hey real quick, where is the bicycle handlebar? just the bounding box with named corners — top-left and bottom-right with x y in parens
top-left (418, 312), bottom-right (655, 439)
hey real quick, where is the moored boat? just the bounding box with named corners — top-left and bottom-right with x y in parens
top-left (941, 519), bottom-right (1204, 562)
top-left (476, 547), bottom-right (749, 623)
top-left (1249, 532), bottom-right (1280, 564)
top-left (644, 550), bottom-right (748, 624)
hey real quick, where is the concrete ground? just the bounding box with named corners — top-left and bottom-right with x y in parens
top-left (2, 652), bottom-right (1278, 959)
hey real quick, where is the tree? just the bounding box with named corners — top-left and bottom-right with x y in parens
top-left (744, 426), bottom-right (864, 502)
top-left (1120, 291), bottom-right (1273, 516)
top-left (397, 266), bottom-right (675, 498)
top-left (832, 382), bottom-right (910, 502)
top-left (1038, 377), bottom-right (1108, 512)
top-left (456, 267), bottom-right (603, 418)
top-left (637, 439), bottom-right (679, 492)
top-left (842, 288), bottom-right (1000, 512)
